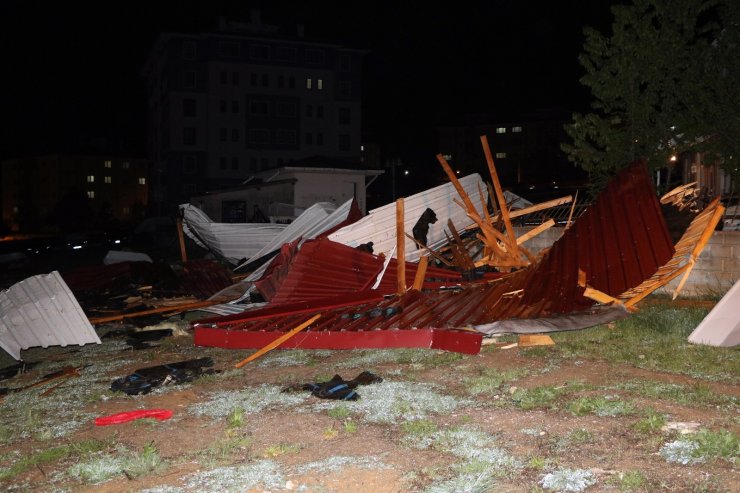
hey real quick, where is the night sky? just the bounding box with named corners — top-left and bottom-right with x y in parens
top-left (0, 1), bottom-right (616, 167)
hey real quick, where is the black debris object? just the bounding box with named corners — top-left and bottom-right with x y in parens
top-left (110, 357), bottom-right (217, 395)
top-left (0, 361), bottom-right (39, 382)
top-left (282, 370), bottom-right (383, 401)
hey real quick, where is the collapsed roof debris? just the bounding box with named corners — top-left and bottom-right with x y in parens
top-left (192, 144), bottom-right (721, 355)
top-left (0, 271), bottom-right (101, 360)
top-left (688, 278), bottom-right (740, 347)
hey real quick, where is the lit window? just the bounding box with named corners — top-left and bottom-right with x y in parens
top-left (495, 152), bottom-right (507, 159)
top-left (122, 207), bottom-right (130, 216)
top-left (496, 127), bottom-right (506, 134)
top-left (104, 160), bottom-right (112, 168)
top-left (86, 175), bottom-right (95, 183)
top-left (512, 126), bottom-right (523, 133)
top-left (306, 78), bottom-right (312, 89)
top-left (317, 79), bottom-right (323, 90)
top-left (87, 191), bottom-right (95, 199)
top-left (104, 176), bottom-right (112, 184)
top-left (122, 161), bottom-right (130, 169)
top-left (138, 177), bottom-right (146, 185)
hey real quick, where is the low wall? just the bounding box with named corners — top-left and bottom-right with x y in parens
top-left (514, 227), bottom-right (740, 298)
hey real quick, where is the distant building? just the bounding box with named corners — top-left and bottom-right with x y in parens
top-left (141, 13), bottom-right (367, 216)
top-left (190, 160), bottom-right (383, 224)
top-left (437, 110), bottom-right (588, 201)
top-left (1, 154), bottom-right (148, 233)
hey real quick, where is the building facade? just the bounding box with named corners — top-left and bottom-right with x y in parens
top-left (437, 111), bottom-right (588, 202)
top-left (142, 16), bottom-right (366, 216)
top-left (1, 154), bottom-right (149, 233)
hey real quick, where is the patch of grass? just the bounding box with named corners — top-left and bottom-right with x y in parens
top-left (611, 379), bottom-right (737, 408)
top-left (465, 367), bottom-right (531, 395)
top-left (511, 386), bottom-right (564, 411)
top-left (554, 429), bottom-right (594, 451)
top-left (527, 456), bottom-right (550, 470)
top-left (343, 420), bottom-right (358, 433)
top-left (567, 395), bottom-right (635, 417)
top-left (323, 425), bottom-right (339, 439)
top-left (0, 438), bottom-right (108, 481)
top-left (609, 470), bottom-right (646, 491)
top-left (327, 405), bottom-right (350, 420)
top-left (540, 468), bottom-right (596, 492)
top-left (633, 408), bottom-right (666, 434)
top-left (661, 428), bottom-right (739, 465)
top-left (122, 441), bottom-right (166, 479)
top-left (227, 407), bottom-right (246, 428)
top-left (262, 442), bottom-right (301, 458)
top-left (337, 348), bottom-right (467, 369)
top-left (198, 430), bottom-right (252, 467)
top-left (402, 419), bottom-right (438, 437)
top-left (547, 305), bottom-right (737, 382)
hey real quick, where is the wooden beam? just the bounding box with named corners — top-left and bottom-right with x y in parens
top-left (396, 198), bottom-right (406, 295)
top-left (490, 195), bottom-right (573, 223)
top-left (88, 300), bottom-right (219, 325)
top-left (412, 255), bottom-right (429, 291)
top-left (564, 190), bottom-right (579, 230)
top-left (405, 233), bottom-right (454, 266)
top-left (583, 285), bottom-right (623, 305)
top-left (176, 218), bottom-right (188, 263)
top-left (516, 219), bottom-right (556, 245)
top-left (234, 314), bottom-right (321, 368)
top-left (480, 135), bottom-right (520, 257)
top-left (447, 219), bottom-right (476, 270)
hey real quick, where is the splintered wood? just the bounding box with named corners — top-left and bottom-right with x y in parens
top-left (433, 135), bottom-right (572, 272)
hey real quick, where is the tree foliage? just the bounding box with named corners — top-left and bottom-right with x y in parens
top-left (563, 0), bottom-right (740, 190)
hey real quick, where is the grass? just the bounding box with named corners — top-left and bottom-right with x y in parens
top-left (536, 305), bottom-right (738, 382)
top-left (0, 439), bottom-right (109, 481)
top-left (611, 470), bottom-right (647, 491)
top-left (197, 430), bottom-right (252, 467)
top-left (261, 442), bottom-right (301, 458)
top-left (67, 441), bottom-right (165, 484)
top-left (661, 428), bottom-right (739, 465)
top-left (633, 408), bottom-right (667, 434)
top-left (609, 379), bottom-right (738, 408)
top-left (511, 385), bottom-right (565, 411)
top-left (566, 395), bottom-right (635, 417)
top-left (465, 367), bottom-right (531, 395)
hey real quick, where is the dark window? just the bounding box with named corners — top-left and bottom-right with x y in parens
top-left (219, 100), bottom-right (227, 112)
top-left (250, 44), bottom-right (269, 60)
top-left (249, 100), bottom-right (269, 116)
top-left (276, 130), bottom-right (296, 145)
top-left (306, 104), bottom-right (313, 117)
top-left (231, 157), bottom-right (239, 170)
top-left (276, 102), bottom-right (296, 117)
top-left (275, 46), bottom-right (296, 62)
top-left (232, 100), bottom-right (239, 113)
top-left (183, 98), bottom-right (196, 117)
top-left (305, 132), bottom-right (313, 145)
top-left (277, 75), bottom-right (284, 88)
top-left (220, 128), bottom-right (228, 142)
top-left (220, 71), bottom-right (228, 84)
top-left (183, 71), bottom-right (196, 89)
top-left (317, 105), bottom-right (324, 118)
top-left (248, 128), bottom-right (270, 144)
top-left (316, 132), bottom-right (324, 145)
top-left (339, 134), bottom-right (350, 151)
top-left (339, 54), bottom-right (351, 71)
top-left (231, 128), bottom-right (239, 142)
top-left (289, 76), bottom-right (295, 88)
top-left (339, 81), bottom-right (351, 97)
top-left (183, 127), bottom-right (197, 146)
top-left (261, 157), bottom-right (269, 169)
top-left (220, 41), bottom-right (240, 58)
top-left (232, 72), bottom-right (239, 85)
top-left (305, 48), bottom-right (324, 65)
top-left (219, 157), bottom-right (227, 170)
top-left (339, 107), bottom-right (351, 124)
top-left (250, 73), bottom-right (258, 86)
top-left (183, 155), bottom-right (197, 173)
top-left (262, 74), bottom-right (269, 87)
top-left (249, 157), bottom-right (257, 170)
top-left (182, 40), bottom-right (196, 60)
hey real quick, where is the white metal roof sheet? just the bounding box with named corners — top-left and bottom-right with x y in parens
top-left (0, 271), bottom-right (101, 360)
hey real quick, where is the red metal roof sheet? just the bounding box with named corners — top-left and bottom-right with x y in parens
top-left (194, 160), bottom-right (674, 354)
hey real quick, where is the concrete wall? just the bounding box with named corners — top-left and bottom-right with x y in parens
top-left (514, 226), bottom-right (740, 298)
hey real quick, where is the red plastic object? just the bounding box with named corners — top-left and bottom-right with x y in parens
top-left (94, 409), bottom-right (174, 426)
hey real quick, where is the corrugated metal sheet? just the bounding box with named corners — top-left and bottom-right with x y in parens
top-left (253, 237), bottom-right (479, 303)
top-left (688, 279), bottom-right (740, 347)
top-left (0, 271), bottom-right (101, 360)
top-left (329, 173), bottom-right (488, 262)
top-left (235, 200), bottom-right (351, 270)
top-left (180, 203), bottom-right (287, 263)
top-left (193, 161), bottom-right (674, 353)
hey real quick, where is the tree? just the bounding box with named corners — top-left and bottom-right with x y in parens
top-left (563, 0), bottom-right (740, 191)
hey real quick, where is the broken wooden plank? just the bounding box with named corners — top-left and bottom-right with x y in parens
top-left (396, 198), bottom-right (406, 295)
top-left (88, 300), bottom-right (220, 325)
top-left (480, 135), bottom-right (520, 259)
top-left (405, 233), bottom-right (454, 267)
top-left (412, 255), bottom-right (429, 291)
top-left (516, 219), bottom-right (556, 245)
top-left (176, 218), bottom-right (188, 263)
top-left (447, 219), bottom-right (476, 271)
top-left (235, 314), bottom-right (322, 368)
top-left (518, 334), bottom-right (555, 347)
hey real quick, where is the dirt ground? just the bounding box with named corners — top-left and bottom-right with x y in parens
top-left (0, 315), bottom-right (738, 493)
